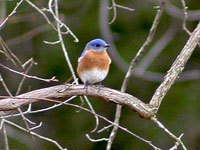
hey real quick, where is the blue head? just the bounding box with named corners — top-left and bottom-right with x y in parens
top-left (84, 39), bottom-right (110, 51)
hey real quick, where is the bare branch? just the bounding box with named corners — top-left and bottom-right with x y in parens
top-left (86, 134), bottom-right (108, 142)
top-left (0, 74), bottom-right (12, 96)
top-left (52, 0), bottom-right (99, 133)
top-left (15, 58), bottom-right (36, 95)
top-left (106, 1), bottom-right (167, 149)
top-left (4, 119), bottom-right (67, 150)
top-left (0, 0), bottom-right (6, 26)
top-left (137, 22), bottom-right (178, 72)
top-left (167, 2), bottom-right (200, 21)
top-left (0, 84), bottom-right (154, 118)
top-left (122, 0), bottom-right (167, 89)
top-left (1, 96), bottom-right (160, 149)
top-left (0, 36), bottom-right (23, 69)
top-left (0, 63), bottom-right (58, 82)
top-left (24, 0), bottom-right (78, 42)
top-left (109, 0), bottom-right (134, 24)
top-left (0, 0), bottom-right (24, 29)
top-left (150, 21), bottom-right (200, 112)
top-left (151, 0), bottom-right (200, 21)
top-left (151, 117), bottom-right (187, 150)
top-left (100, 0), bottom-right (129, 72)
top-left (1, 116), bottom-right (9, 150)
top-left (0, 97), bottom-right (76, 119)
top-left (180, 0), bottom-right (190, 35)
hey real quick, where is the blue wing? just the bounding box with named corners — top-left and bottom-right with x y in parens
top-left (78, 50), bottom-right (86, 63)
top-left (80, 50), bottom-right (86, 57)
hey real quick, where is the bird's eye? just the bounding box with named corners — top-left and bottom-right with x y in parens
top-left (96, 44), bottom-right (100, 47)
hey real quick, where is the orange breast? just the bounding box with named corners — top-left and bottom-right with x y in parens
top-left (77, 50), bottom-right (111, 76)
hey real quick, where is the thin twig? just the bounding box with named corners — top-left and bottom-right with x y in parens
top-left (100, 0), bottom-right (199, 83)
top-left (52, 0), bottom-right (78, 82)
top-left (121, 0), bottom-right (167, 90)
top-left (53, 0), bottom-right (99, 133)
top-left (0, 36), bottom-right (23, 69)
top-left (0, 0), bottom-right (24, 29)
top-left (0, 63), bottom-right (58, 82)
top-left (23, 57), bottom-right (37, 68)
top-left (0, 74), bottom-right (12, 96)
top-left (151, 117), bottom-right (187, 150)
top-left (106, 1), bottom-right (167, 149)
top-left (24, 0), bottom-right (58, 33)
top-left (30, 122), bottom-right (43, 131)
top-left (166, 1), bottom-right (200, 21)
top-left (2, 124), bottom-right (9, 150)
top-left (137, 22), bottom-right (177, 72)
top-left (109, 0), bottom-right (134, 24)
top-left (179, 0), bottom-right (200, 47)
top-left (97, 124), bottom-right (113, 133)
top-left (25, 0), bottom-right (78, 42)
top-left (180, 0), bottom-right (190, 35)
top-left (0, 0), bottom-right (6, 26)
top-left (15, 59), bottom-right (36, 95)
top-left (0, 96), bottom-right (77, 119)
top-left (86, 134), bottom-right (108, 142)
top-left (100, 0), bottom-right (129, 72)
top-left (0, 72), bottom-right (35, 141)
top-left (4, 119), bottom-right (67, 150)
top-left (1, 115), bottom-right (10, 150)
top-left (2, 96), bottom-right (161, 149)
top-left (169, 134), bottom-right (184, 150)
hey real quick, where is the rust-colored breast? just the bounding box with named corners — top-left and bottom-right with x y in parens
top-left (77, 50), bottom-right (111, 75)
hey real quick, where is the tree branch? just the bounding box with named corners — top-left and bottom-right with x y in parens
top-left (150, 21), bottom-right (200, 112)
top-left (0, 84), bottom-right (155, 119)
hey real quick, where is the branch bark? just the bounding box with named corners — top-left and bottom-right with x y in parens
top-left (150, 21), bottom-right (200, 112)
top-left (0, 84), bottom-right (155, 118)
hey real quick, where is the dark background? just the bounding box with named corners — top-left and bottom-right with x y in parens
top-left (0, 0), bottom-right (200, 149)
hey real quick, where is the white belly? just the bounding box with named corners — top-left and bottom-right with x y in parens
top-left (79, 68), bottom-right (108, 84)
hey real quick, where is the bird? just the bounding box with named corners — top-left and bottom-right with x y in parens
top-left (77, 38), bottom-right (111, 88)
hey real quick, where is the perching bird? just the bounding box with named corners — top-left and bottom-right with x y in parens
top-left (77, 38), bottom-right (111, 87)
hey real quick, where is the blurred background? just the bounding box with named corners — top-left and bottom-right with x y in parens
top-left (0, 0), bottom-right (200, 149)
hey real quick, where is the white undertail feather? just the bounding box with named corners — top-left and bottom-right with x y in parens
top-left (79, 68), bottom-right (108, 84)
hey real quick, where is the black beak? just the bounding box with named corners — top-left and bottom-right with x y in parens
top-left (104, 44), bottom-right (110, 48)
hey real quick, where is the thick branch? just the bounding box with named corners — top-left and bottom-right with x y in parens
top-left (0, 84), bottom-right (155, 118)
top-left (150, 21), bottom-right (200, 111)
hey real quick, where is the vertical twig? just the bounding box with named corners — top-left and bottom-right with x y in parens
top-left (2, 124), bottom-right (9, 150)
top-left (121, 0), bottom-right (167, 89)
top-left (106, 1), bottom-right (167, 149)
top-left (0, 72), bottom-right (34, 140)
top-left (53, 0), bottom-right (99, 132)
top-left (0, 0), bottom-right (6, 26)
top-left (0, 36), bottom-right (23, 69)
top-left (1, 115), bottom-right (10, 150)
top-left (15, 59), bottom-right (36, 95)
top-left (180, 0), bottom-right (190, 35)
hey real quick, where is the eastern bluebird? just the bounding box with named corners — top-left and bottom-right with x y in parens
top-left (77, 38), bottom-right (111, 86)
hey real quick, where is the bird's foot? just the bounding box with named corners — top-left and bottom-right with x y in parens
top-left (84, 81), bottom-right (90, 93)
top-left (96, 82), bottom-right (103, 92)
